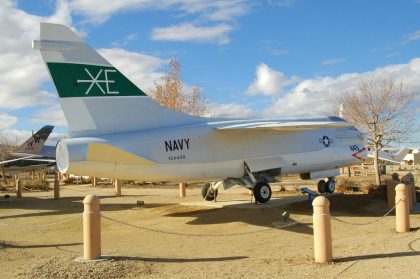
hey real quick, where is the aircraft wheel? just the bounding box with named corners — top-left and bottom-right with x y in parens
top-left (317, 180), bottom-right (327, 194)
top-left (327, 178), bottom-right (336, 193)
top-left (253, 181), bottom-right (272, 203)
top-left (201, 183), bottom-right (218, 201)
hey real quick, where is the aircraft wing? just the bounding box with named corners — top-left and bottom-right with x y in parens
top-left (0, 155), bottom-right (55, 165)
top-left (0, 155), bottom-right (37, 165)
top-left (367, 147), bottom-right (410, 164)
top-left (22, 158), bottom-right (56, 163)
top-left (210, 117), bottom-right (351, 131)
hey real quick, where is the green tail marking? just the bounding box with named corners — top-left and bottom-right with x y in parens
top-left (47, 63), bottom-right (147, 98)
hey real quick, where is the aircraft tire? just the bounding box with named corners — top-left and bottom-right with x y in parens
top-left (326, 179), bottom-right (336, 193)
top-left (201, 183), bottom-right (218, 201)
top-left (317, 180), bottom-right (327, 194)
top-left (253, 181), bottom-right (272, 203)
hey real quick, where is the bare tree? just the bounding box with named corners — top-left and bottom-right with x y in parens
top-left (0, 130), bottom-right (19, 181)
top-left (338, 78), bottom-right (415, 186)
top-left (149, 59), bottom-right (208, 116)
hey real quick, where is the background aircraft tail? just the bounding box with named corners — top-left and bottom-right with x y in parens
top-left (14, 125), bottom-right (54, 155)
top-left (33, 23), bottom-right (204, 137)
top-left (393, 147), bottom-right (410, 162)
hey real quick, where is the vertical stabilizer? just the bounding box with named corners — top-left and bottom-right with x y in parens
top-left (33, 23), bottom-right (204, 137)
top-left (14, 125), bottom-right (54, 155)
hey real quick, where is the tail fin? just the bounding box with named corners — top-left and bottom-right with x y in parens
top-left (14, 125), bottom-right (54, 155)
top-left (394, 147), bottom-right (410, 162)
top-left (33, 23), bottom-right (203, 137)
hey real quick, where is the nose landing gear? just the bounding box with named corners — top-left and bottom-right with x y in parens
top-left (201, 182), bottom-right (219, 201)
top-left (317, 177), bottom-right (336, 194)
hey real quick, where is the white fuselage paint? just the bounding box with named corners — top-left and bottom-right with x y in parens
top-left (62, 124), bottom-right (366, 183)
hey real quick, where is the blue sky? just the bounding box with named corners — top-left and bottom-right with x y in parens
top-left (0, 0), bottom-right (419, 146)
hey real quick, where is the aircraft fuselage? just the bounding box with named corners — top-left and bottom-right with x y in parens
top-left (59, 123), bottom-right (365, 182)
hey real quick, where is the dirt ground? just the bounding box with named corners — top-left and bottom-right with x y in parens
top-left (1, 181), bottom-right (419, 279)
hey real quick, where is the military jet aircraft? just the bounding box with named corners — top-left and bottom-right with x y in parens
top-left (368, 147), bottom-right (410, 164)
top-left (0, 125), bottom-right (55, 176)
top-left (33, 23), bottom-right (367, 203)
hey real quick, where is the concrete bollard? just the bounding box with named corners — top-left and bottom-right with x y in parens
top-left (92, 177), bottom-right (98, 187)
top-left (83, 195), bottom-right (101, 260)
top-left (312, 196), bottom-right (332, 263)
top-left (54, 171), bottom-right (60, 200)
top-left (385, 178), bottom-right (400, 209)
top-left (114, 180), bottom-right (122, 196)
top-left (395, 184), bottom-right (410, 233)
top-left (179, 183), bottom-right (186, 197)
top-left (16, 179), bottom-right (22, 198)
top-left (401, 175), bottom-right (416, 207)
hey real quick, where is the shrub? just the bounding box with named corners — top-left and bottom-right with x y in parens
top-left (336, 178), bottom-right (361, 193)
top-left (22, 179), bottom-right (49, 190)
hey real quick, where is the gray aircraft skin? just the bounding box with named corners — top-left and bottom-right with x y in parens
top-left (34, 23), bottom-right (367, 203)
top-left (0, 125), bottom-right (55, 176)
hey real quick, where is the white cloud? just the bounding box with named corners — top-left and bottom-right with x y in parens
top-left (69, 1), bottom-right (250, 44)
top-left (207, 102), bottom-right (254, 118)
top-left (181, 0), bottom-right (250, 21)
top-left (111, 33), bottom-right (139, 47)
top-left (247, 63), bottom-right (299, 96)
top-left (322, 58), bottom-right (345, 65)
top-left (263, 58), bottom-right (420, 118)
top-left (268, 0), bottom-right (296, 7)
top-left (151, 23), bottom-right (233, 44)
top-left (45, 131), bottom-right (67, 146)
top-left (0, 113), bottom-right (18, 129)
top-left (0, 128), bottom-right (65, 146)
top-left (69, 0), bottom-right (251, 23)
top-left (31, 103), bottom-right (67, 127)
top-left (0, 0), bottom-right (72, 110)
top-left (99, 48), bottom-right (167, 92)
top-left (385, 52), bottom-right (400, 58)
top-left (401, 30), bottom-right (420, 45)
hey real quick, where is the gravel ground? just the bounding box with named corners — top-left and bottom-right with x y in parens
top-left (1, 181), bottom-right (419, 278)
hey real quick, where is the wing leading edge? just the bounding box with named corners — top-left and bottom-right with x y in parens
top-left (210, 116), bottom-right (352, 132)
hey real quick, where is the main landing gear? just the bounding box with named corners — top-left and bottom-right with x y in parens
top-left (200, 180), bottom-right (273, 204)
top-left (253, 181), bottom-right (272, 204)
top-left (201, 182), bottom-right (220, 201)
top-left (317, 177), bottom-right (336, 194)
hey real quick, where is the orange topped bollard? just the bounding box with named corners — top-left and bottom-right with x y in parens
top-left (83, 195), bottom-right (101, 260)
top-left (312, 196), bottom-right (332, 263)
top-left (395, 184), bottom-right (410, 233)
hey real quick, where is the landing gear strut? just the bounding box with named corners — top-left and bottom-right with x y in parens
top-left (244, 162), bottom-right (273, 204)
top-left (201, 183), bottom-right (219, 201)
